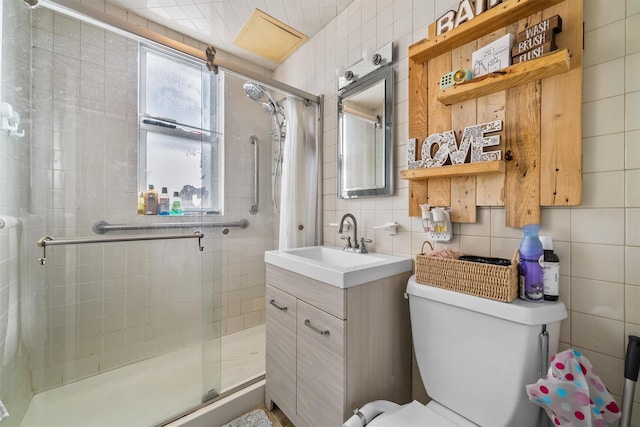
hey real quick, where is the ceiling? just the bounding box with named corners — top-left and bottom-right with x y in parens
top-left (104, 0), bottom-right (354, 70)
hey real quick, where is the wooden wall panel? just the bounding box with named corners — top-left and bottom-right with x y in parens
top-left (404, 0), bottom-right (582, 228)
top-left (408, 58), bottom-right (429, 217)
top-left (540, 0), bottom-right (583, 206)
top-left (425, 53), bottom-right (452, 207)
top-left (409, 59), bottom-right (429, 216)
top-left (476, 30), bottom-right (507, 206)
top-left (504, 14), bottom-right (542, 227)
top-left (450, 42), bottom-right (477, 223)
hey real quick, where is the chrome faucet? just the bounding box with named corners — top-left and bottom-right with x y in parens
top-left (338, 213), bottom-right (370, 253)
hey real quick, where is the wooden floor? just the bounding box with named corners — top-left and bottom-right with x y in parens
top-left (261, 405), bottom-right (294, 427)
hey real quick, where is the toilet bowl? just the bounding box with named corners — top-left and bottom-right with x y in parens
top-left (343, 275), bottom-right (567, 427)
top-left (349, 400), bottom-right (476, 427)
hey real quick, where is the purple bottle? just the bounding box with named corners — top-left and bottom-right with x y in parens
top-left (518, 224), bottom-right (544, 302)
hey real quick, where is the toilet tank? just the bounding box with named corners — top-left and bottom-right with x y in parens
top-left (406, 276), bottom-right (567, 427)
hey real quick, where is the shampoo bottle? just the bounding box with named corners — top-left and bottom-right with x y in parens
top-left (158, 187), bottom-right (170, 216)
top-left (518, 224), bottom-right (544, 302)
top-left (144, 185), bottom-right (158, 215)
top-left (540, 236), bottom-right (560, 301)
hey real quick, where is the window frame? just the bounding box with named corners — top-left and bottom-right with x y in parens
top-left (138, 43), bottom-right (223, 215)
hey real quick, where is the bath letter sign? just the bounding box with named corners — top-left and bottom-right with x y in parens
top-left (407, 121), bottom-right (502, 169)
top-left (436, 0), bottom-right (503, 36)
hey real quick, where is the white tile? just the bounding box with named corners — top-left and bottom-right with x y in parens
top-left (582, 133), bottom-right (625, 173)
top-left (490, 208), bottom-right (526, 239)
top-left (582, 96), bottom-right (625, 138)
top-left (626, 285), bottom-right (640, 324)
top-left (628, 13), bottom-right (640, 54)
top-left (571, 311), bottom-right (624, 358)
top-left (540, 207), bottom-right (571, 242)
top-left (627, 170), bottom-right (640, 207)
top-left (489, 237), bottom-right (520, 260)
top-left (627, 208), bottom-right (640, 245)
top-left (581, 171), bottom-right (625, 208)
top-left (627, 53), bottom-right (640, 93)
top-left (571, 242), bottom-right (624, 283)
top-left (627, 91), bottom-right (640, 131)
top-left (584, 0), bottom-right (626, 31)
top-left (53, 13), bottom-right (81, 39)
top-left (571, 277), bottom-right (624, 321)
top-left (434, 0), bottom-right (458, 19)
top-left (376, 3), bottom-right (393, 33)
top-left (393, 0), bottom-right (413, 20)
top-left (571, 208), bottom-right (625, 245)
top-left (582, 58), bottom-right (625, 102)
top-left (394, 11), bottom-right (413, 40)
top-left (628, 246), bottom-right (640, 285)
top-left (459, 235), bottom-right (490, 256)
top-left (459, 206), bottom-right (490, 237)
top-left (583, 20), bottom-right (626, 67)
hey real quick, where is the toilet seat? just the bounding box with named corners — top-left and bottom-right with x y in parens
top-left (366, 401), bottom-right (477, 427)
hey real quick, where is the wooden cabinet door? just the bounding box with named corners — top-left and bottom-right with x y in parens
top-left (296, 300), bottom-right (346, 427)
top-left (265, 285), bottom-right (297, 418)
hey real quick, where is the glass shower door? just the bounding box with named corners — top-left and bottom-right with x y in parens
top-left (17, 5), bottom-right (224, 426)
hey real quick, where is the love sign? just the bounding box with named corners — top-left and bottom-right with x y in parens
top-left (407, 121), bottom-right (502, 169)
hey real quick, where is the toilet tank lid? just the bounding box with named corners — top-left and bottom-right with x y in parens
top-left (406, 276), bottom-right (567, 326)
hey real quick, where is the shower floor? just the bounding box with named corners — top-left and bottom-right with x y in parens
top-left (21, 324), bottom-right (265, 427)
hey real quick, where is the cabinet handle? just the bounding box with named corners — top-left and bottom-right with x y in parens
top-left (304, 319), bottom-right (330, 336)
top-left (269, 299), bottom-right (288, 311)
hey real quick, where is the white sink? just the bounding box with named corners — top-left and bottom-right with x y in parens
top-left (264, 245), bottom-right (413, 288)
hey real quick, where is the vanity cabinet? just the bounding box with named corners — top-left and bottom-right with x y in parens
top-left (265, 265), bottom-right (411, 427)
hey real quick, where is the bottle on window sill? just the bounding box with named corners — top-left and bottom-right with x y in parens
top-left (144, 184), bottom-right (158, 215)
top-left (137, 191), bottom-right (145, 215)
top-left (158, 187), bottom-right (170, 216)
top-left (170, 191), bottom-right (183, 216)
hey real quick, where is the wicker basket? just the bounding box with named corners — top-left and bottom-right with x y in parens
top-left (415, 242), bottom-right (519, 303)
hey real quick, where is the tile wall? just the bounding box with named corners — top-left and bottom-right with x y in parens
top-left (0, 2), bottom-right (33, 425)
top-left (0, 0), bottom-right (277, 423)
top-left (274, 0), bottom-right (640, 419)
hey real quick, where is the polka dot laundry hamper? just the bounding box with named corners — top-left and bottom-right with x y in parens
top-left (526, 345), bottom-right (637, 426)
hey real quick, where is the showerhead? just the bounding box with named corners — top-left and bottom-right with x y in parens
top-left (261, 101), bottom-right (282, 116)
top-left (243, 82), bottom-right (267, 103)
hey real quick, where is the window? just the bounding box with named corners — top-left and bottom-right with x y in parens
top-left (139, 44), bottom-right (222, 214)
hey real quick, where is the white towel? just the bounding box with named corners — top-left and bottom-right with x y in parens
top-left (0, 398), bottom-right (9, 421)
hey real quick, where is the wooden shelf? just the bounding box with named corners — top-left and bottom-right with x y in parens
top-left (408, 0), bottom-right (564, 64)
top-left (401, 161), bottom-right (505, 181)
top-left (437, 49), bottom-right (570, 105)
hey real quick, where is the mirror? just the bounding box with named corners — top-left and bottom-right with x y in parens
top-left (338, 65), bottom-right (393, 198)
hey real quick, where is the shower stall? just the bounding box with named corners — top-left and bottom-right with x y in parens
top-left (0, 1), bottom-right (321, 426)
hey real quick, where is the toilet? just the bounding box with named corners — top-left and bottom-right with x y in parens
top-left (344, 275), bottom-right (567, 427)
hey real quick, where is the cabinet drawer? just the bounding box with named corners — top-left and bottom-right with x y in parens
top-left (297, 300), bottom-right (346, 427)
top-left (266, 265), bottom-right (345, 319)
top-left (265, 285), bottom-right (297, 418)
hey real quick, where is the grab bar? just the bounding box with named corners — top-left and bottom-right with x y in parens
top-left (0, 216), bottom-right (19, 230)
top-left (36, 231), bottom-right (204, 265)
top-left (249, 135), bottom-right (259, 215)
top-left (92, 219), bottom-right (249, 234)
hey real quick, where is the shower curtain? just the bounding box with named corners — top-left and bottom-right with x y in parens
top-left (278, 98), bottom-right (318, 250)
